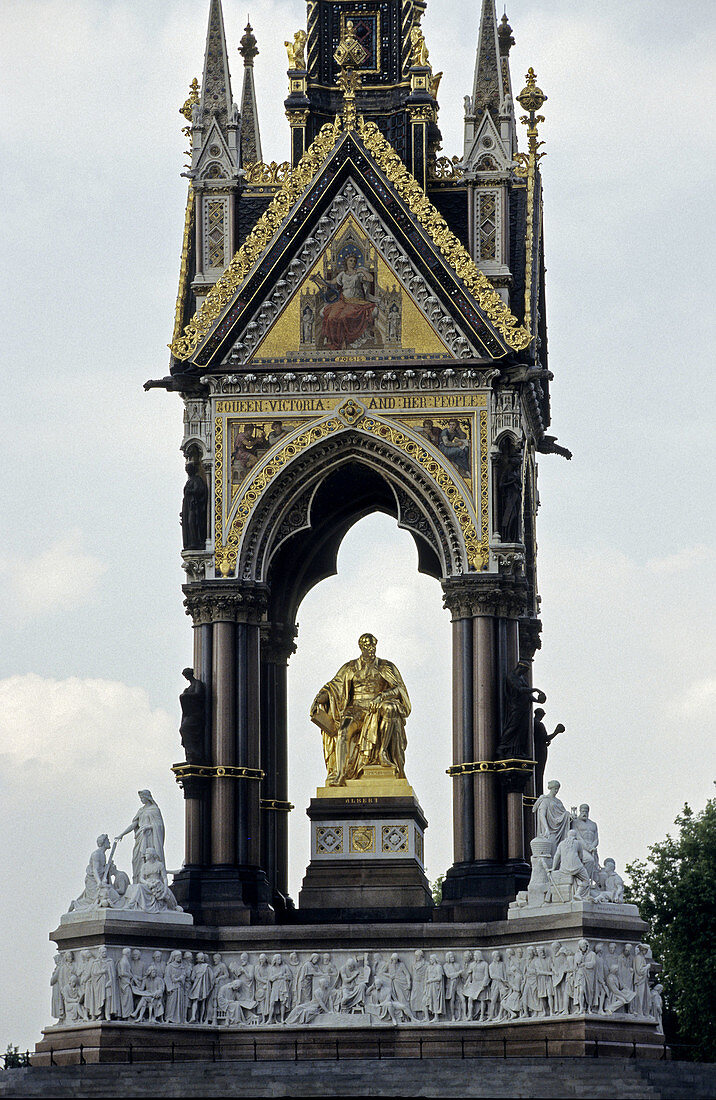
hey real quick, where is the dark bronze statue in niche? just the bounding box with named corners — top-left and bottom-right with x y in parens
top-left (533, 708), bottom-right (565, 795)
top-left (496, 660), bottom-right (546, 760)
top-left (179, 667), bottom-right (207, 763)
top-left (181, 461), bottom-right (208, 550)
top-left (496, 438), bottom-right (523, 543)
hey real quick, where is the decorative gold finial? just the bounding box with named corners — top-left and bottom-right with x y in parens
top-left (180, 78), bottom-right (200, 126)
top-left (334, 21), bottom-right (367, 130)
top-left (285, 29), bottom-right (307, 70)
top-left (514, 69), bottom-right (547, 339)
top-left (517, 67), bottom-right (547, 121)
top-left (180, 78), bottom-right (200, 154)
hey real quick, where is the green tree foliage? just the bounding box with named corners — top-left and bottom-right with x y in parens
top-left (626, 790), bottom-right (716, 1062)
top-left (430, 874), bottom-right (444, 906)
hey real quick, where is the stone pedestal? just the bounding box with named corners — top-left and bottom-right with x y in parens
top-left (37, 912), bottom-right (664, 1065)
top-left (298, 768), bottom-right (434, 918)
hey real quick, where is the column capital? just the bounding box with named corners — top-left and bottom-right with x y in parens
top-left (518, 616), bottom-right (543, 661)
top-left (260, 621), bottom-right (298, 665)
top-left (442, 574), bottom-right (529, 621)
top-left (183, 581), bottom-right (269, 625)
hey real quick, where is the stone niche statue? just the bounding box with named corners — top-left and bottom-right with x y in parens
top-left (181, 461), bottom-right (208, 551)
top-left (496, 438), bottom-right (523, 543)
top-left (310, 633), bottom-right (411, 787)
top-left (497, 661), bottom-right (546, 759)
top-left (179, 667), bottom-right (207, 763)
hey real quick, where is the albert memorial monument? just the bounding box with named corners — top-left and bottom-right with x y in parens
top-left (28, 0), bottom-right (668, 1071)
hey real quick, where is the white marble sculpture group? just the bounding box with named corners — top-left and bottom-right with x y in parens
top-left (49, 940), bottom-right (663, 1033)
top-left (513, 781), bottom-right (628, 910)
top-left (67, 792), bottom-right (182, 916)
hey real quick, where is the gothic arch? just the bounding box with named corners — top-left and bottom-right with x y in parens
top-left (235, 429), bottom-right (469, 623)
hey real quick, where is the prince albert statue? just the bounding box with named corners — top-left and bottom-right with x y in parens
top-left (310, 633), bottom-right (411, 786)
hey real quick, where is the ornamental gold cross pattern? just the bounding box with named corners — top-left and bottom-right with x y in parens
top-left (334, 20), bottom-right (368, 130)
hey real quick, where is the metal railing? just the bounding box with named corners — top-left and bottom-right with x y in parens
top-left (4, 1036), bottom-right (700, 1068)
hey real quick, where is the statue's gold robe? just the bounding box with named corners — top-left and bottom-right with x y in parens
top-left (314, 658), bottom-right (411, 781)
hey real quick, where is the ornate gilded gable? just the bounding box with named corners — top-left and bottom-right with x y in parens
top-left (171, 121), bottom-right (530, 369)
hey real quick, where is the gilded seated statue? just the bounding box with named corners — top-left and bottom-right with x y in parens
top-left (310, 633), bottom-right (411, 786)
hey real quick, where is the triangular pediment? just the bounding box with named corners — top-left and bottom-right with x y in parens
top-left (195, 118), bottom-right (234, 180)
top-left (170, 122), bottom-right (530, 368)
top-left (464, 111), bottom-right (511, 173)
top-left (242, 208), bottom-right (465, 365)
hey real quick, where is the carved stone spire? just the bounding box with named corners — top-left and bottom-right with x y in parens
top-left (471, 0), bottom-right (502, 117)
top-left (239, 21), bottom-right (263, 165)
top-left (199, 0), bottom-right (235, 132)
top-left (464, 2), bottom-right (516, 162)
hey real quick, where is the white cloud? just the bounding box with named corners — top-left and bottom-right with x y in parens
top-left (0, 530), bottom-right (106, 620)
top-left (646, 545), bottom-right (713, 574)
top-left (679, 677), bottom-right (716, 718)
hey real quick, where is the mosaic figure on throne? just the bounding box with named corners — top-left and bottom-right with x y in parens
top-left (299, 229), bottom-right (403, 355)
top-left (313, 249), bottom-right (376, 351)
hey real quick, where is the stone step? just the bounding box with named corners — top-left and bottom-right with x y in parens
top-left (2, 1058), bottom-right (714, 1099)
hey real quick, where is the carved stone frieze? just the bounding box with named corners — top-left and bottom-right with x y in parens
top-left (442, 574), bottom-right (530, 620)
top-left (204, 365), bottom-right (498, 397)
top-left (223, 181), bottom-right (479, 367)
top-left (47, 937), bottom-right (660, 1031)
top-left (183, 582), bottom-right (269, 624)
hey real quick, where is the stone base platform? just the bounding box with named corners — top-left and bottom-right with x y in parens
top-left (10, 1059), bottom-right (716, 1099)
top-left (42, 907), bottom-right (663, 1065)
top-left (34, 1018), bottom-right (666, 1067)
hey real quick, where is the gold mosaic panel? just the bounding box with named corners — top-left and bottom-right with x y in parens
top-left (381, 825), bottom-right (409, 854)
top-left (316, 825), bottom-right (344, 854)
top-left (252, 216), bottom-right (451, 363)
top-left (349, 825), bottom-right (376, 854)
top-left (415, 828), bottom-right (424, 865)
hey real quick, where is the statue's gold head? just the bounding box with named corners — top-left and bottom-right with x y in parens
top-left (358, 633), bottom-right (378, 657)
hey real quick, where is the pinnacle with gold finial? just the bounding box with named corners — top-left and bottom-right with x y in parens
top-left (334, 20), bottom-right (367, 130)
top-left (516, 67), bottom-right (547, 140)
top-left (180, 78), bottom-right (200, 125)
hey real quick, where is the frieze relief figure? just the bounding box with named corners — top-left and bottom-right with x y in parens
top-left (48, 941), bottom-right (662, 1030)
top-left (310, 633), bottom-right (411, 786)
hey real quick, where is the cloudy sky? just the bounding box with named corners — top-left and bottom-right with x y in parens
top-left (1, 0), bottom-right (714, 1051)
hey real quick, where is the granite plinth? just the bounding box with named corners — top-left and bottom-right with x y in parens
top-left (170, 866), bottom-right (275, 926)
top-left (508, 900), bottom-right (642, 922)
top-left (59, 909), bottom-right (193, 928)
top-left (299, 784), bottom-right (431, 917)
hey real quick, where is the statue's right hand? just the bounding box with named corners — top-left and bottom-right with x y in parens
top-left (313, 690), bottom-right (329, 711)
